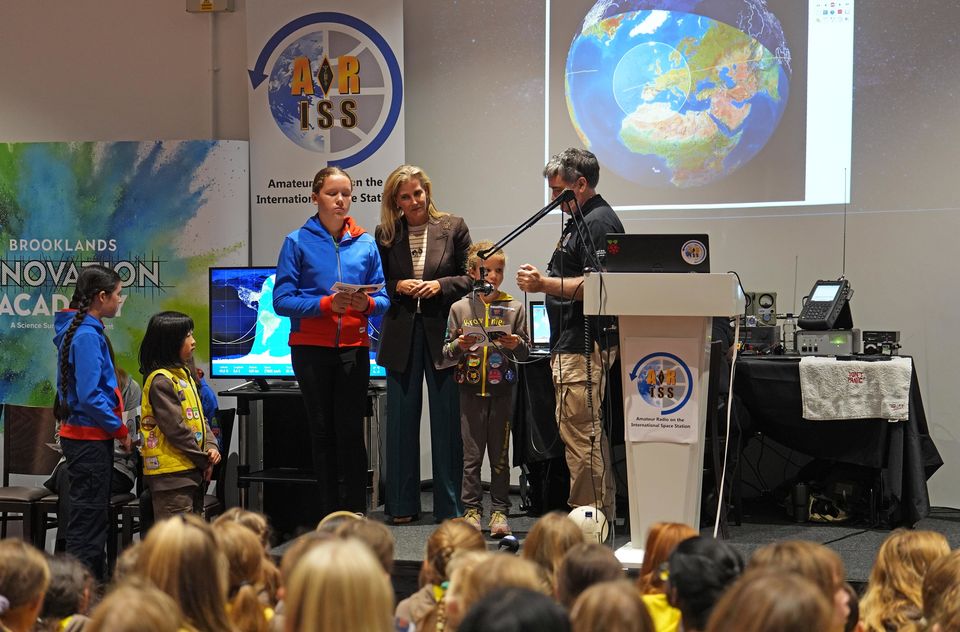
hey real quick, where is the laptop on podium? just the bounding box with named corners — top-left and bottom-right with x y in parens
top-left (603, 234), bottom-right (710, 273)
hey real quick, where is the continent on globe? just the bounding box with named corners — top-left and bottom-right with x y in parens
top-left (565, 1), bottom-right (791, 188)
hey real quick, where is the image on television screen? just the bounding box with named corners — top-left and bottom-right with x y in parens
top-left (209, 267), bottom-right (386, 380)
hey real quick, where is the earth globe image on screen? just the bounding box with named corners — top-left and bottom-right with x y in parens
top-left (565, 0), bottom-right (792, 188)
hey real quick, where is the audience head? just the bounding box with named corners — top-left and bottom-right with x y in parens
top-left (749, 540), bottom-right (848, 632)
top-left (278, 531), bottom-right (334, 603)
top-left (522, 511), bottom-right (585, 587)
top-left (420, 518), bottom-right (487, 588)
top-left (666, 536), bottom-right (744, 632)
top-left (570, 580), bottom-right (654, 632)
top-left (919, 549), bottom-right (960, 632)
top-left (283, 538), bottom-right (393, 632)
top-left (216, 520), bottom-right (271, 632)
top-left (315, 509), bottom-right (363, 534)
top-left (637, 522), bottom-right (698, 594)
top-left (841, 582), bottom-right (860, 632)
top-left (555, 543), bottom-right (624, 608)
top-left (446, 552), bottom-right (547, 630)
top-left (86, 578), bottom-right (185, 632)
top-left (215, 507), bottom-right (273, 548)
top-left (38, 553), bottom-right (94, 626)
top-left (112, 540), bottom-right (142, 583)
top-left (0, 539), bottom-right (50, 632)
top-left (137, 514), bottom-right (232, 632)
top-left (335, 518), bottom-right (396, 575)
top-left (705, 569), bottom-right (833, 632)
top-left (460, 587), bottom-right (571, 632)
top-left (860, 529), bottom-right (949, 632)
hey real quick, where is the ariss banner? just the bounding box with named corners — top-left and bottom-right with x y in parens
top-left (0, 141), bottom-right (248, 407)
top-left (623, 337), bottom-right (701, 444)
top-left (246, 0), bottom-right (405, 264)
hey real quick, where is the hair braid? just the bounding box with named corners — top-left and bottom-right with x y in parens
top-left (55, 294), bottom-right (91, 421)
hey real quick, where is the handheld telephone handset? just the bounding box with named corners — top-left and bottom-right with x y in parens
top-left (797, 279), bottom-right (853, 331)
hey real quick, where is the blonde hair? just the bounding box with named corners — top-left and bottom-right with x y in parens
top-left (217, 521), bottom-right (271, 632)
top-left (917, 549), bottom-right (960, 632)
top-left (860, 529), bottom-right (949, 632)
top-left (0, 539), bottom-right (49, 623)
top-left (86, 579), bottom-right (186, 632)
top-left (335, 518), bottom-right (396, 574)
top-left (214, 507), bottom-right (272, 548)
top-left (748, 540), bottom-right (846, 632)
top-left (284, 539), bottom-right (393, 632)
top-left (637, 522), bottom-right (698, 595)
top-left (466, 241), bottom-right (504, 273)
top-left (279, 532), bottom-right (334, 588)
top-left (447, 553), bottom-right (548, 629)
top-left (521, 511), bottom-right (585, 588)
top-left (420, 519), bottom-right (487, 588)
top-left (112, 539), bottom-right (142, 584)
top-left (378, 164), bottom-right (446, 246)
top-left (137, 514), bottom-right (233, 632)
top-left (705, 569), bottom-right (833, 632)
top-left (571, 580), bottom-right (654, 632)
top-left (214, 508), bottom-right (280, 603)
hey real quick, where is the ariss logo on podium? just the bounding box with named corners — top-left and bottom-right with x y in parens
top-left (630, 352), bottom-right (694, 416)
top-left (249, 12), bottom-right (403, 167)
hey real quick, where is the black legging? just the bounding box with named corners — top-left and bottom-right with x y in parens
top-left (290, 345), bottom-right (370, 516)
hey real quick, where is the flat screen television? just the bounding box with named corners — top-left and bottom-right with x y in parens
top-left (209, 266), bottom-right (387, 381)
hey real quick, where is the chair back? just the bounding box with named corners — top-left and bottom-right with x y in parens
top-left (211, 408), bottom-right (236, 504)
top-left (2, 405), bottom-right (62, 484)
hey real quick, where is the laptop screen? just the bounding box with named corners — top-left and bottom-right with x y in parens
top-left (529, 301), bottom-right (550, 347)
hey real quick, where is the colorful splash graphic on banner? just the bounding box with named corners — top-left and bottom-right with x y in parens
top-left (0, 141), bottom-right (249, 407)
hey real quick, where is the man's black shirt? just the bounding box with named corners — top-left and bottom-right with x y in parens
top-left (545, 194), bottom-right (624, 353)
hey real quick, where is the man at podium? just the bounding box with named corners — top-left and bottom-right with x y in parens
top-left (516, 148), bottom-right (623, 522)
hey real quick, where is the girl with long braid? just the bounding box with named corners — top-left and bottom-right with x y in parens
top-left (53, 264), bottom-right (132, 581)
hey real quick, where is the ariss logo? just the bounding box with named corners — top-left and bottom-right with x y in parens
top-left (249, 12), bottom-right (403, 167)
top-left (629, 352), bottom-right (693, 415)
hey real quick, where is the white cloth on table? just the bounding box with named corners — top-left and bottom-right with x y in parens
top-left (799, 356), bottom-right (911, 421)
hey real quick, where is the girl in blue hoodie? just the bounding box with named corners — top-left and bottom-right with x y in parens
top-left (53, 264), bottom-right (132, 580)
top-left (273, 166), bottom-right (389, 518)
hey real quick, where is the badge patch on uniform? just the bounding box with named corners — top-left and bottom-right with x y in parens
top-left (455, 368), bottom-right (465, 384)
top-left (193, 408), bottom-right (201, 419)
top-left (504, 368), bottom-right (517, 383)
top-left (144, 456), bottom-right (160, 470)
top-left (195, 431), bottom-right (203, 444)
top-left (179, 379), bottom-right (189, 389)
top-left (146, 434), bottom-right (159, 449)
top-left (177, 390), bottom-right (187, 402)
top-left (466, 354), bottom-right (481, 368)
top-left (466, 368), bottom-right (481, 384)
top-left (488, 352), bottom-right (503, 368)
top-left (185, 407), bottom-right (194, 420)
top-left (488, 368), bottom-right (503, 385)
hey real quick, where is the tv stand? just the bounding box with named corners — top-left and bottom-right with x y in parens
top-left (253, 378), bottom-right (271, 392)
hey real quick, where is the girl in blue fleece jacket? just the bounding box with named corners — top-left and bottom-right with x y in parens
top-left (53, 264), bottom-right (132, 580)
top-left (273, 166), bottom-right (389, 518)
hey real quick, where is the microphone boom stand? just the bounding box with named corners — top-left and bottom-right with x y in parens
top-left (477, 190), bottom-right (574, 261)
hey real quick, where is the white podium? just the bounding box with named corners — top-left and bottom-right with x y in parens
top-left (583, 272), bottom-right (744, 567)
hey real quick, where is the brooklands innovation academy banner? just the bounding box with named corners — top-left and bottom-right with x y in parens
top-left (0, 141), bottom-right (248, 407)
top-left (246, 0), bottom-right (405, 264)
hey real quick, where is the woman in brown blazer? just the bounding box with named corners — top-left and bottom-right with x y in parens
top-left (376, 164), bottom-right (473, 523)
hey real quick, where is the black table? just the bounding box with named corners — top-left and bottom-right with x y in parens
top-left (219, 382), bottom-right (385, 538)
top-left (733, 356), bottom-right (943, 526)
